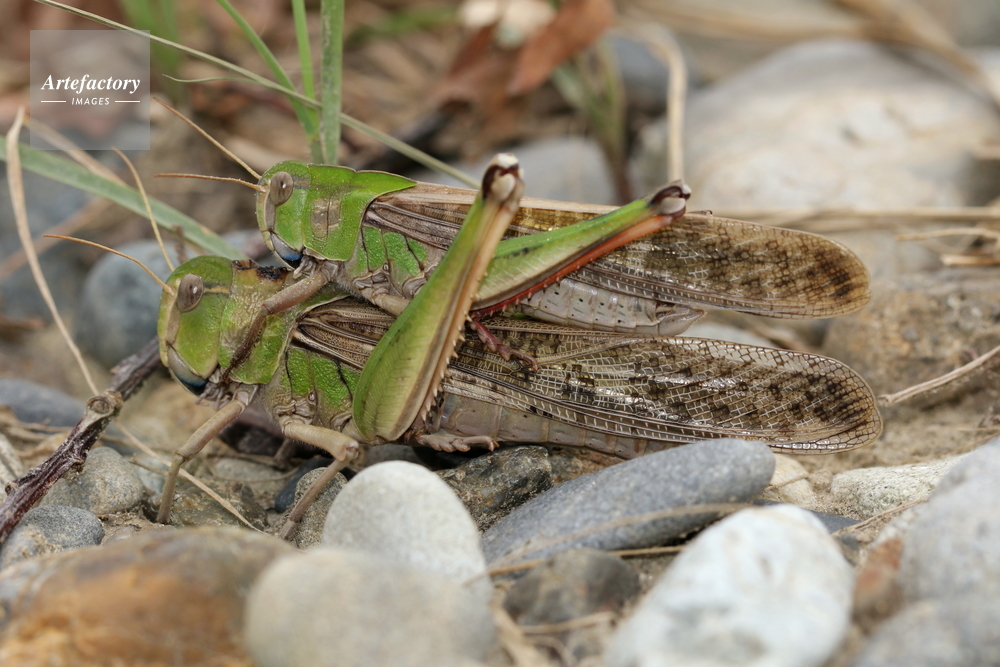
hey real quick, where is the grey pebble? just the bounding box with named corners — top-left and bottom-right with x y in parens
top-left (245, 548), bottom-right (496, 667)
top-left (850, 596), bottom-right (1000, 667)
top-left (482, 438), bottom-right (775, 566)
top-left (438, 445), bottom-right (552, 531)
top-left (609, 32), bottom-right (676, 116)
top-left (273, 456), bottom-right (329, 512)
top-left (287, 466), bottom-right (346, 549)
top-left (160, 479), bottom-right (268, 530)
top-left (0, 505), bottom-right (103, 569)
top-left (504, 548), bottom-right (639, 661)
top-left (605, 505), bottom-right (854, 667)
top-left (40, 447), bottom-right (144, 515)
top-left (932, 435), bottom-right (1000, 496)
top-left (0, 378), bottom-right (86, 427)
top-left (75, 240), bottom-right (180, 368)
top-left (322, 461), bottom-right (489, 601)
top-left (830, 456), bottom-right (962, 519)
top-left (899, 445), bottom-right (1000, 602)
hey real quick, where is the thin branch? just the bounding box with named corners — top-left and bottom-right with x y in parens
top-left (0, 338), bottom-right (161, 543)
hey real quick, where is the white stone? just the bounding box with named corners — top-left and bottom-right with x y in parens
top-left (830, 456), bottom-right (962, 519)
top-left (321, 461), bottom-right (490, 601)
top-left (759, 454), bottom-right (818, 509)
top-left (245, 548), bottom-right (495, 667)
top-left (604, 505), bottom-right (853, 667)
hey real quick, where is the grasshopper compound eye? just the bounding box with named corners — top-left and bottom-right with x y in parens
top-left (176, 273), bottom-right (204, 313)
top-left (269, 171), bottom-right (294, 207)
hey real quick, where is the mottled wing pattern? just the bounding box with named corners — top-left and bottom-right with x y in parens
top-left (296, 303), bottom-right (882, 452)
top-left (367, 186), bottom-right (870, 319)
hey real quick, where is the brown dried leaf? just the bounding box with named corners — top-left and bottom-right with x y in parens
top-left (507, 0), bottom-right (616, 96)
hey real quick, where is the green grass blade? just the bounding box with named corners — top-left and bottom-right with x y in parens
top-left (0, 137), bottom-right (242, 259)
top-left (212, 0), bottom-right (318, 144)
top-left (291, 0), bottom-right (315, 100)
top-left (320, 0), bottom-right (344, 164)
top-left (32, 0), bottom-right (475, 185)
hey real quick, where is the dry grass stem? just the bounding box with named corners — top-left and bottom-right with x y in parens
top-left (112, 149), bottom-right (174, 272)
top-left (880, 343), bottom-right (1000, 406)
top-left (5, 107), bottom-right (99, 396)
top-left (0, 197), bottom-right (113, 283)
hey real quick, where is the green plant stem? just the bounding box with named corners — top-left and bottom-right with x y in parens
top-left (320, 0), bottom-right (344, 164)
top-left (213, 0), bottom-right (319, 154)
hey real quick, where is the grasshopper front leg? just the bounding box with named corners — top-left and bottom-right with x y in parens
top-left (351, 155), bottom-right (525, 442)
top-left (156, 389), bottom-right (252, 524)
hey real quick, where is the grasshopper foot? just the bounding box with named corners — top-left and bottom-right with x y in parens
top-left (470, 320), bottom-right (539, 371)
top-left (415, 433), bottom-right (498, 453)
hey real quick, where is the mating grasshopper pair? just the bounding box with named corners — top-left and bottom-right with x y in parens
top-left (155, 153), bottom-right (881, 533)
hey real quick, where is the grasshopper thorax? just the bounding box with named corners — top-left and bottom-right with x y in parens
top-left (256, 161), bottom-right (417, 271)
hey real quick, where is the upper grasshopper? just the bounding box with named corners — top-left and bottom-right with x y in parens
top-left (251, 161), bottom-right (872, 333)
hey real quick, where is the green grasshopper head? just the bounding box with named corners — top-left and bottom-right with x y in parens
top-left (256, 161), bottom-right (416, 268)
top-left (158, 255), bottom-right (234, 394)
top-left (256, 161), bottom-right (313, 267)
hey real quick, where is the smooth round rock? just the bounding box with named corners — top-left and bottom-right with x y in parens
top-left (759, 454), bottom-right (819, 510)
top-left (0, 169), bottom-right (90, 320)
top-left (0, 505), bottom-right (103, 569)
top-left (0, 378), bottom-right (86, 427)
top-left (850, 596), bottom-right (1000, 667)
top-left (273, 457), bottom-right (331, 512)
top-left (438, 445), bottom-right (552, 531)
top-left (830, 456), bottom-right (962, 519)
top-left (482, 439), bottom-right (775, 566)
top-left (899, 472), bottom-right (1000, 602)
top-left (932, 436), bottom-right (1000, 496)
top-left (245, 547), bottom-right (496, 667)
top-left (75, 240), bottom-right (180, 368)
top-left (0, 527), bottom-right (293, 665)
top-left (287, 466), bottom-right (346, 549)
top-left (322, 461), bottom-right (488, 597)
top-left (40, 447), bottom-right (145, 515)
top-left (605, 505), bottom-right (854, 667)
top-left (638, 39), bottom-right (1000, 211)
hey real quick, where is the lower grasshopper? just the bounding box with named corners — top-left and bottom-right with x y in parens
top-left (156, 254), bottom-right (882, 530)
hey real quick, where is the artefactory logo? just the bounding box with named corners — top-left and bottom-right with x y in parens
top-left (30, 30), bottom-right (151, 150)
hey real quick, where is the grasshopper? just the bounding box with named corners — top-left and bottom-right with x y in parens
top-left (157, 154), bottom-right (527, 525)
top-left (156, 255), bottom-right (882, 528)
top-left (154, 157), bottom-right (881, 530)
top-left (247, 162), bottom-right (872, 334)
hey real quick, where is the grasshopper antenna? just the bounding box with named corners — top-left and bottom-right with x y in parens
top-left (43, 235), bottom-right (175, 296)
top-left (156, 172), bottom-right (266, 193)
top-left (113, 148), bottom-right (175, 272)
top-left (154, 98), bottom-right (261, 180)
